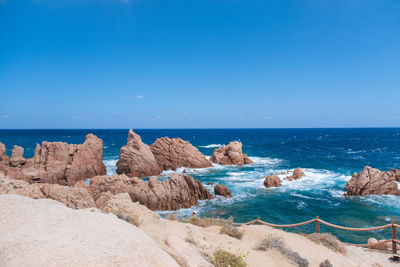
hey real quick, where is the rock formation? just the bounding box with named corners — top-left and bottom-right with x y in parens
top-left (284, 168), bottom-right (305, 181)
top-left (0, 173), bottom-right (44, 199)
top-left (214, 184), bottom-right (232, 197)
top-left (39, 183), bottom-right (96, 209)
top-left (0, 174), bottom-right (96, 209)
top-left (263, 175), bottom-right (282, 188)
top-left (209, 141), bottom-right (253, 165)
top-left (345, 166), bottom-right (400, 196)
top-left (116, 129), bottom-right (162, 177)
top-left (150, 137), bottom-right (212, 170)
top-left (89, 173), bottom-right (212, 210)
top-left (0, 134), bottom-right (106, 185)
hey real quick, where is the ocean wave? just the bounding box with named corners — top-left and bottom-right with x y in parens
top-left (199, 144), bottom-right (221, 148)
top-left (104, 158), bottom-right (118, 175)
top-left (249, 156), bottom-right (283, 166)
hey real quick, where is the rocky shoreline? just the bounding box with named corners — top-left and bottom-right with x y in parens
top-left (0, 130), bottom-right (254, 211)
top-left (1, 129), bottom-right (400, 214)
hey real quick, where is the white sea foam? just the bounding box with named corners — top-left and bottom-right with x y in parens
top-left (249, 156), bottom-right (283, 166)
top-left (199, 144), bottom-right (221, 148)
top-left (104, 159), bottom-right (118, 175)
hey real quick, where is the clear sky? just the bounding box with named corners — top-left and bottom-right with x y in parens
top-left (0, 0), bottom-right (399, 129)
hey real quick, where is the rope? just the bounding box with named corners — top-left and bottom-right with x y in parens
top-left (257, 218), bottom-right (317, 228)
top-left (318, 219), bottom-right (391, 231)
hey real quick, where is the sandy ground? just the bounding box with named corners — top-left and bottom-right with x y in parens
top-left (140, 217), bottom-right (397, 267)
top-left (0, 194), bottom-right (179, 267)
top-left (0, 193), bottom-right (397, 267)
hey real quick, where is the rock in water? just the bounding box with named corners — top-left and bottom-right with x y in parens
top-left (345, 166), bottom-right (400, 196)
top-left (1, 134), bottom-right (106, 185)
top-left (209, 141), bottom-right (253, 165)
top-left (214, 184), bottom-right (232, 197)
top-left (150, 137), bottom-right (212, 170)
top-left (89, 173), bottom-right (212, 210)
top-left (116, 129), bottom-right (162, 178)
top-left (263, 175), bottom-right (282, 188)
top-left (284, 168), bottom-right (305, 181)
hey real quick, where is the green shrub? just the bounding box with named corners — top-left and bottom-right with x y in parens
top-left (211, 249), bottom-right (246, 267)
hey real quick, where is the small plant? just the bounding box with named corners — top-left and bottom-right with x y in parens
top-left (211, 249), bottom-right (246, 267)
top-left (115, 211), bottom-right (142, 227)
top-left (166, 213), bottom-right (177, 221)
top-left (307, 233), bottom-right (346, 254)
top-left (256, 235), bottom-right (309, 267)
top-left (319, 259), bottom-right (333, 267)
top-left (220, 224), bottom-right (243, 240)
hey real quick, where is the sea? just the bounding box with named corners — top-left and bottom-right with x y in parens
top-left (1, 128), bottom-right (400, 244)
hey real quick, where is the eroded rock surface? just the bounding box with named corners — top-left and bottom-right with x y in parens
top-left (116, 129), bottom-right (162, 178)
top-left (0, 134), bottom-right (106, 185)
top-left (263, 175), bottom-right (282, 188)
top-left (209, 141), bottom-right (253, 165)
top-left (284, 168), bottom-right (305, 181)
top-left (214, 184), bottom-right (232, 197)
top-left (150, 137), bottom-right (212, 170)
top-left (0, 175), bottom-right (95, 209)
top-left (89, 173), bottom-right (212, 210)
top-left (345, 166), bottom-right (400, 196)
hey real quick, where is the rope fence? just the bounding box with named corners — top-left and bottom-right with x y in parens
top-left (232, 216), bottom-right (399, 253)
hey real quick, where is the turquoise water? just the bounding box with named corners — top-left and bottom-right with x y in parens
top-left (1, 128), bottom-right (400, 243)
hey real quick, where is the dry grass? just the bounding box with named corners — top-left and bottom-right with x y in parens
top-left (220, 224), bottom-right (243, 240)
top-left (211, 249), bottom-right (246, 267)
top-left (256, 235), bottom-right (309, 267)
top-left (319, 259), bottom-right (333, 267)
top-left (306, 233), bottom-right (346, 254)
top-left (115, 211), bottom-right (142, 227)
top-left (178, 215), bottom-right (233, 228)
top-left (166, 213), bottom-right (177, 221)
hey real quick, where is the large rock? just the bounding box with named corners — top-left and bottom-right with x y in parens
top-left (2, 134), bottom-right (106, 185)
top-left (0, 194), bottom-right (179, 267)
top-left (10, 145), bottom-right (25, 167)
top-left (0, 174), bottom-right (95, 209)
top-left (116, 129), bottom-right (162, 178)
top-left (39, 183), bottom-right (96, 209)
top-left (345, 166), bottom-right (400, 196)
top-left (214, 184), bottom-right (232, 197)
top-left (209, 141), bottom-right (253, 165)
top-left (150, 137), bottom-right (212, 170)
top-left (0, 174), bottom-right (44, 199)
top-left (89, 173), bottom-right (212, 210)
top-left (0, 142), bottom-right (5, 158)
top-left (263, 175), bottom-right (282, 188)
top-left (284, 168), bottom-right (305, 181)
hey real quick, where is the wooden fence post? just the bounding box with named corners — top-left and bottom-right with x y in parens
top-left (392, 221), bottom-right (397, 254)
top-left (316, 216), bottom-right (320, 233)
top-left (257, 217), bottom-right (260, 225)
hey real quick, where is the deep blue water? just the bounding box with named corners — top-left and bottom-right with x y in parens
top-left (1, 128), bottom-right (400, 243)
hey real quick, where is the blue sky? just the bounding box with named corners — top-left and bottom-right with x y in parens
top-left (0, 0), bottom-right (399, 128)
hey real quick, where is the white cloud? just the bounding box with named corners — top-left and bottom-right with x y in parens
top-left (0, 115), bottom-right (10, 119)
top-left (263, 116), bottom-right (272, 120)
top-left (135, 95), bottom-right (143, 100)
